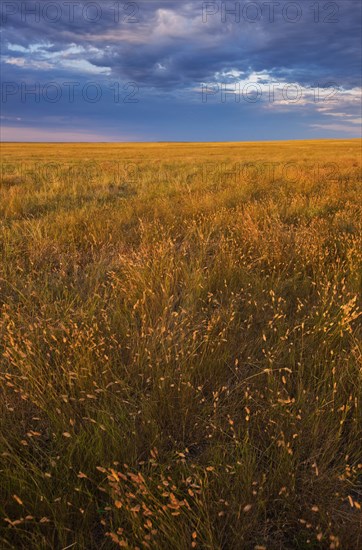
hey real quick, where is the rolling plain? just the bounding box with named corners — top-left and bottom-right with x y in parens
top-left (0, 140), bottom-right (361, 549)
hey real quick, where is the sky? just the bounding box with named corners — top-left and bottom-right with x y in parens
top-left (1, 0), bottom-right (361, 141)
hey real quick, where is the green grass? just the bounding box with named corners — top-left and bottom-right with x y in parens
top-left (0, 140), bottom-right (361, 549)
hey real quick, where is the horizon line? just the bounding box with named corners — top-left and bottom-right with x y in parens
top-left (2, 138), bottom-right (361, 145)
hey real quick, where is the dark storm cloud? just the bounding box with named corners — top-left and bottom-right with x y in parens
top-left (2, 1), bottom-right (361, 87)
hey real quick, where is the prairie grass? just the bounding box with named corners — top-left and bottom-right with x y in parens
top-left (0, 140), bottom-right (361, 549)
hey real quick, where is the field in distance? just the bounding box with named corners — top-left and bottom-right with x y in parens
top-left (0, 140), bottom-right (361, 549)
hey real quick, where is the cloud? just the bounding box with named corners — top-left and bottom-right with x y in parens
top-left (0, 125), bottom-right (138, 142)
top-left (1, 0), bottom-right (361, 140)
top-left (2, 1), bottom-right (361, 86)
top-left (310, 123), bottom-right (361, 135)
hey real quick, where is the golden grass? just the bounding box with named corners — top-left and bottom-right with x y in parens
top-left (0, 140), bottom-right (361, 549)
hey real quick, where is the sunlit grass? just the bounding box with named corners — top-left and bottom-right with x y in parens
top-left (0, 140), bottom-right (361, 549)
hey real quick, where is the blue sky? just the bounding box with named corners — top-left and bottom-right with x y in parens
top-left (1, 0), bottom-right (361, 141)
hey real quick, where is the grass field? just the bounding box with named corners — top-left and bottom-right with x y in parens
top-left (0, 140), bottom-right (361, 549)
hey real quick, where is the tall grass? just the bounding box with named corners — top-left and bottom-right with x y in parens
top-left (0, 141), bottom-right (361, 549)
